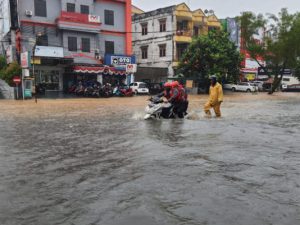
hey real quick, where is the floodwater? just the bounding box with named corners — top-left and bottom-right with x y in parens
top-left (0, 93), bottom-right (300, 225)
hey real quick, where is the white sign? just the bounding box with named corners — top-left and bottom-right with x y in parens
top-left (88, 15), bottom-right (101, 23)
top-left (22, 69), bottom-right (30, 77)
top-left (35, 46), bottom-right (64, 58)
top-left (21, 52), bottom-right (30, 68)
top-left (6, 45), bottom-right (13, 64)
top-left (126, 64), bottom-right (137, 73)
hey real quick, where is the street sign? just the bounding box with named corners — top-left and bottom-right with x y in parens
top-left (126, 64), bottom-right (137, 73)
top-left (13, 76), bottom-right (21, 84)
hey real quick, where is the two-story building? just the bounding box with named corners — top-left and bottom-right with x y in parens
top-left (132, 3), bottom-right (221, 83)
top-left (1, 0), bottom-right (134, 94)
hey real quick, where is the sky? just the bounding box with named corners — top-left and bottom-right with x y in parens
top-left (132, 0), bottom-right (300, 18)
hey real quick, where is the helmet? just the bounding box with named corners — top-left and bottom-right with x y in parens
top-left (209, 75), bottom-right (217, 80)
top-left (164, 82), bottom-right (172, 88)
top-left (172, 81), bottom-right (179, 87)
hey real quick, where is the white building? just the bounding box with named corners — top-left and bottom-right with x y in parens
top-left (132, 3), bottom-right (221, 83)
top-left (0, 0), bottom-right (10, 55)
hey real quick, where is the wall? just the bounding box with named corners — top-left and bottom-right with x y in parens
top-left (95, 2), bottom-right (125, 32)
top-left (132, 12), bottom-right (174, 72)
top-left (18, 0), bottom-right (61, 23)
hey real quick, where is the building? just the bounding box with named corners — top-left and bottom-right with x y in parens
top-left (132, 5), bottom-right (144, 15)
top-left (0, 0), bottom-right (11, 55)
top-left (1, 0), bottom-right (134, 94)
top-left (132, 3), bottom-right (221, 82)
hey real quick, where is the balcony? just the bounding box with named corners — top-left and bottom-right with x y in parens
top-left (56, 11), bottom-right (101, 33)
top-left (174, 30), bottom-right (192, 43)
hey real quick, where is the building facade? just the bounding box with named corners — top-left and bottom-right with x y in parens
top-left (1, 0), bottom-right (133, 94)
top-left (132, 3), bottom-right (221, 82)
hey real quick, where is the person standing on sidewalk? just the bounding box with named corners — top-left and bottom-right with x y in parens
top-left (204, 75), bottom-right (223, 117)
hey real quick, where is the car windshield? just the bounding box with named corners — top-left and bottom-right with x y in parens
top-left (139, 83), bottom-right (147, 88)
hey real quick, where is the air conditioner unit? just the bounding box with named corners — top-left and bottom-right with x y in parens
top-left (25, 10), bottom-right (33, 17)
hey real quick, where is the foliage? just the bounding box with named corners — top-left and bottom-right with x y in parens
top-left (239, 9), bottom-right (300, 93)
top-left (0, 58), bottom-right (21, 86)
top-left (178, 30), bottom-right (242, 83)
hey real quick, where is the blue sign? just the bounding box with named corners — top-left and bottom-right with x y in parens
top-left (105, 55), bottom-right (136, 67)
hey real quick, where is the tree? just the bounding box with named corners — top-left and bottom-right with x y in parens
top-left (0, 59), bottom-right (21, 86)
top-left (239, 9), bottom-right (300, 94)
top-left (178, 30), bottom-right (242, 83)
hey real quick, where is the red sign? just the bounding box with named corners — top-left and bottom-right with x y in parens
top-left (13, 76), bottom-right (21, 84)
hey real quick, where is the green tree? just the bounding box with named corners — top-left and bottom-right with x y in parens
top-left (178, 30), bottom-right (242, 83)
top-left (0, 61), bottom-right (21, 86)
top-left (239, 9), bottom-right (300, 94)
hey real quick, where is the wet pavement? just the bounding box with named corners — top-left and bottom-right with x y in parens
top-left (0, 93), bottom-right (300, 225)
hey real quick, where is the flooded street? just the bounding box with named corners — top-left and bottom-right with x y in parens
top-left (0, 93), bottom-right (300, 225)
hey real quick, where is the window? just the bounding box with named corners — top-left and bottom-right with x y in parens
top-left (194, 26), bottom-right (199, 36)
top-left (105, 41), bottom-right (115, 55)
top-left (67, 3), bottom-right (75, 12)
top-left (283, 78), bottom-right (290, 82)
top-left (80, 5), bottom-right (89, 14)
top-left (36, 34), bottom-right (48, 46)
top-left (81, 38), bottom-right (90, 52)
top-left (34, 0), bottom-right (47, 17)
top-left (68, 37), bottom-right (77, 51)
top-left (141, 46), bottom-right (148, 59)
top-left (159, 19), bottom-right (166, 32)
top-left (141, 23), bottom-right (148, 35)
top-left (159, 44), bottom-right (166, 57)
top-left (105, 10), bottom-right (114, 25)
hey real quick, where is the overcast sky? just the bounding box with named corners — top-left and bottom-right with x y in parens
top-left (132, 0), bottom-right (300, 18)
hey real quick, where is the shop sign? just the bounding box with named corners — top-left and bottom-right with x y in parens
top-left (88, 15), bottom-right (101, 23)
top-left (21, 51), bottom-right (31, 68)
top-left (126, 64), bottom-right (137, 73)
top-left (31, 57), bottom-right (41, 65)
top-left (35, 46), bottom-right (64, 58)
top-left (105, 55), bottom-right (136, 67)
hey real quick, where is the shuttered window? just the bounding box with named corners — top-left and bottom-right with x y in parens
top-left (34, 0), bottom-right (47, 17)
top-left (80, 5), bottom-right (89, 14)
top-left (105, 10), bottom-right (114, 25)
top-left (67, 3), bottom-right (75, 12)
top-left (68, 37), bottom-right (77, 52)
top-left (105, 41), bottom-right (115, 55)
top-left (81, 38), bottom-right (90, 52)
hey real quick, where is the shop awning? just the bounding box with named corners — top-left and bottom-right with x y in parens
top-left (73, 66), bottom-right (126, 75)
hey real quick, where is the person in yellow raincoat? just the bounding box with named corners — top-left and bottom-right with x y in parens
top-left (204, 75), bottom-right (223, 117)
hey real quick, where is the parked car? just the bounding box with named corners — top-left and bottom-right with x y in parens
top-left (147, 83), bottom-right (163, 95)
top-left (282, 84), bottom-right (300, 92)
top-left (223, 83), bottom-right (235, 90)
top-left (129, 82), bottom-right (149, 95)
top-left (231, 82), bottom-right (257, 92)
top-left (250, 81), bottom-right (264, 91)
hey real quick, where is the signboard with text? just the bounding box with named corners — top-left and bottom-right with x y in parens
top-left (21, 51), bottom-right (31, 68)
top-left (105, 55), bottom-right (136, 67)
top-left (126, 64), bottom-right (137, 73)
top-left (35, 46), bottom-right (64, 58)
top-left (88, 15), bottom-right (101, 23)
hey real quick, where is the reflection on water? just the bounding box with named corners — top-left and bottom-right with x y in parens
top-left (0, 96), bottom-right (300, 225)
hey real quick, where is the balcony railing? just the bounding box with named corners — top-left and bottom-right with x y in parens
top-left (175, 30), bottom-right (192, 37)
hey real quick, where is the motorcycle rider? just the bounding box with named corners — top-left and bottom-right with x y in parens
top-left (168, 81), bottom-right (186, 118)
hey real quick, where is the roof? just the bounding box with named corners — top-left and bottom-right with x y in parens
top-left (132, 5), bottom-right (177, 21)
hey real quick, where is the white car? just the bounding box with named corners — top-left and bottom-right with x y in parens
top-left (231, 82), bottom-right (257, 92)
top-left (129, 82), bottom-right (149, 95)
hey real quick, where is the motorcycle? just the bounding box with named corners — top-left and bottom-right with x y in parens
top-left (144, 97), bottom-right (175, 120)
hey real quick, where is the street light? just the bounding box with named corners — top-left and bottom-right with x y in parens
top-left (32, 32), bottom-right (43, 104)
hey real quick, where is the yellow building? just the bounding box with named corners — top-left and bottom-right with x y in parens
top-left (173, 3), bottom-right (221, 66)
top-left (131, 5), bottom-right (145, 16)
